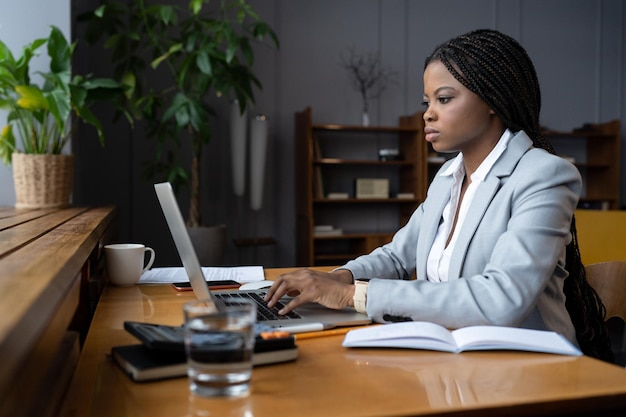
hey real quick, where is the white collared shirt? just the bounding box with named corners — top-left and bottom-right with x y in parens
top-left (426, 129), bottom-right (514, 282)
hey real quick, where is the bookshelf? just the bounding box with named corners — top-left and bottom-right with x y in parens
top-left (542, 119), bottom-right (621, 210)
top-left (425, 120), bottom-right (622, 210)
top-left (295, 107), bottom-right (427, 266)
top-left (296, 110), bottom-right (621, 266)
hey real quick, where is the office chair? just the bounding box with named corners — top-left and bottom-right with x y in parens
top-left (585, 261), bottom-right (626, 366)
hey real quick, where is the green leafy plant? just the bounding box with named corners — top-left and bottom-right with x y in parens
top-left (0, 25), bottom-right (126, 166)
top-left (82, 0), bottom-right (279, 227)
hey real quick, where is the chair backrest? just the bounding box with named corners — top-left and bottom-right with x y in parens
top-left (575, 210), bottom-right (626, 264)
top-left (585, 261), bottom-right (626, 322)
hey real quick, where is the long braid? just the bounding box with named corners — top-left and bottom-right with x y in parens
top-left (425, 29), bottom-right (613, 362)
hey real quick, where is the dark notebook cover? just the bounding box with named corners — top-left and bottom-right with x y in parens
top-left (112, 329), bottom-right (298, 382)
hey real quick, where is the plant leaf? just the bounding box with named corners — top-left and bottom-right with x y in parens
top-left (0, 124), bottom-right (16, 165)
top-left (189, 0), bottom-right (203, 15)
top-left (47, 89), bottom-right (72, 136)
top-left (196, 50), bottom-right (212, 75)
top-left (48, 26), bottom-right (72, 73)
top-left (15, 85), bottom-right (48, 110)
top-left (152, 43), bottom-right (183, 69)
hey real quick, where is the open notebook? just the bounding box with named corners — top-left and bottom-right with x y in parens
top-left (154, 182), bottom-right (371, 333)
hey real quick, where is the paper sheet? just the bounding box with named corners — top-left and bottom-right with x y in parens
top-left (138, 266), bottom-right (264, 284)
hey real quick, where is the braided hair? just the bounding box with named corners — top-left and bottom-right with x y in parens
top-left (424, 29), bottom-right (613, 362)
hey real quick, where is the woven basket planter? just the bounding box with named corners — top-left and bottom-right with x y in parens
top-left (12, 153), bottom-right (74, 209)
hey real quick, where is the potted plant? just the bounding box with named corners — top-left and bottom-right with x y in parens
top-left (0, 26), bottom-right (127, 208)
top-left (82, 0), bottom-right (278, 264)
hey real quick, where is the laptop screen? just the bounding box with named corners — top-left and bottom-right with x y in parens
top-left (154, 182), bottom-right (217, 308)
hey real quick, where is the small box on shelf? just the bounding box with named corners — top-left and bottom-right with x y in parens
top-left (355, 178), bottom-right (389, 199)
top-left (378, 148), bottom-right (400, 161)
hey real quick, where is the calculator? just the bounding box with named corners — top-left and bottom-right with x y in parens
top-left (123, 321), bottom-right (294, 353)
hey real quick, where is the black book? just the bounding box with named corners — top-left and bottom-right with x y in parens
top-left (112, 321), bottom-right (298, 382)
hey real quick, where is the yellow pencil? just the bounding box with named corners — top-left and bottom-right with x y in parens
top-left (295, 326), bottom-right (362, 340)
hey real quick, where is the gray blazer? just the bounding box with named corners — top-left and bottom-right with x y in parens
top-left (343, 131), bottom-right (581, 345)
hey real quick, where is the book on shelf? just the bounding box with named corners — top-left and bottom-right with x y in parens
top-left (342, 321), bottom-right (582, 356)
top-left (314, 225), bottom-right (335, 232)
top-left (314, 166), bottom-right (324, 199)
top-left (427, 154), bottom-right (446, 163)
top-left (327, 192), bottom-right (349, 200)
top-left (314, 226), bottom-right (343, 237)
top-left (313, 136), bottom-right (322, 160)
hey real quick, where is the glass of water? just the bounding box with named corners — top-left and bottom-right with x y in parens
top-left (183, 299), bottom-right (256, 397)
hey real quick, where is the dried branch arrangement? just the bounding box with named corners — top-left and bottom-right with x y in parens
top-left (339, 47), bottom-right (397, 125)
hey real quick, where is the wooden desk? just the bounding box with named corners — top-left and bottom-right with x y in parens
top-left (61, 269), bottom-right (626, 417)
top-left (0, 206), bottom-right (117, 417)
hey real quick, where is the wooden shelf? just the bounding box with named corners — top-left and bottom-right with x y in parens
top-left (313, 231), bottom-right (395, 239)
top-left (543, 120), bottom-right (621, 210)
top-left (312, 232), bottom-right (396, 265)
top-left (295, 107), bottom-right (426, 266)
top-left (311, 123), bottom-right (420, 133)
top-left (314, 198), bottom-right (420, 204)
top-left (315, 158), bottom-right (413, 166)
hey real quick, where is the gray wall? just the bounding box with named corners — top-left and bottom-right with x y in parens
top-left (0, 0), bottom-right (71, 204)
top-left (5, 1), bottom-right (625, 269)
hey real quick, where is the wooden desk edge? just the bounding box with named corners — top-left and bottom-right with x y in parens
top-left (0, 206), bottom-right (117, 417)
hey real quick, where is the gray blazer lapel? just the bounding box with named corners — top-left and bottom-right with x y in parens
top-left (415, 173), bottom-right (453, 280)
top-left (447, 176), bottom-right (500, 279)
top-left (447, 131), bottom-right (534, 280)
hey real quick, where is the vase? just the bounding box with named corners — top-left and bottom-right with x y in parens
top-left (187, 224), bottom-right (227, 266)
top-left (230, 99), bottom-right (247, 197)
top-left (12, 153), bottom-right (74, 209)
top-left (249, 115), bottom-right (268, 211)
top-left (362, 111), bottom-right (370, 127)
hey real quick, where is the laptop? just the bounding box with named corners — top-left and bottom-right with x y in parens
top-left (154, 182), bottom-right (371, 332)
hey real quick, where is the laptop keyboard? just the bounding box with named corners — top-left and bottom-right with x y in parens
top-left (214, 291), bottom-right (302, 321)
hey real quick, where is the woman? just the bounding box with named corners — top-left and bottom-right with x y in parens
top-left (265, 29), bottom-right (612, 362)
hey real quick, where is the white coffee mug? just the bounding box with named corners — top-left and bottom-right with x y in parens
top-left (104, 243), bottom-right (155, 286)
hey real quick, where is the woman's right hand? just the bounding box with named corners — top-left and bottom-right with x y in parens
top-left (263, 268), bottom-right (354, 315)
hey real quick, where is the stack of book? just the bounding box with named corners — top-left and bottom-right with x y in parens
top-left (313, 225), bottom-right (343, 237)
top-left (112, 321), bottom-right (298, 382)
top-left (327, 192), bottom-right (349, 200)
